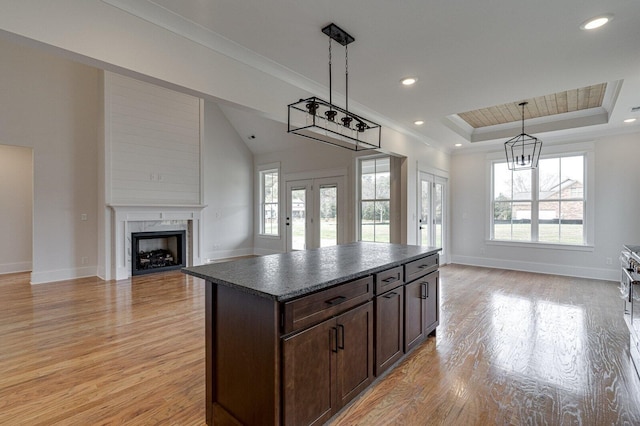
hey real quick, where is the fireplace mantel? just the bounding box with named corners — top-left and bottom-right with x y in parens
top-left (109, 204), bottom-right (207, 280)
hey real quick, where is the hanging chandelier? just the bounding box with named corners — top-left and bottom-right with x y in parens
top-left (504, 101), bottom-right (542, 170)
top-left (287, 23), bottom-right (381, 151)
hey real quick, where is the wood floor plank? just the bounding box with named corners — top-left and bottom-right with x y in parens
top-left (331, 265), bottom-right (640, 425)
top-left (2, 264), bottom-right (640, 425)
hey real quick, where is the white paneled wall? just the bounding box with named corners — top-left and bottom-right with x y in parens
top-left (106, 72), bottom-right (201, 205)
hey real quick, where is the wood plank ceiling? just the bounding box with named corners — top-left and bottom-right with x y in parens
top-left (458, 83), bottom-right (607, 128)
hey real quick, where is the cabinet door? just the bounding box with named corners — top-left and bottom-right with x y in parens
top-left (425, 271), bottom-right (439, 334)
top-left (404, 278), bottom-right (426, 352)
top-left (335, 301), bottom-right (374, 410)
top-left (375, 287), bottom-right (404, 376)
top-left (283, 319), bottom-right (336, 426)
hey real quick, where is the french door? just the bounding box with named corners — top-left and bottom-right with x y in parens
top-left (418, 171), bottom-right (447, 262)
top-left (286, 177), bottom-right (345, 251)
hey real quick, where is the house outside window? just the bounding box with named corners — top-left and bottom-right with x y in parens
top-left (492, 154), bottom-right (586, 245)
top-left (359, 156), bottom-right (390, 242)
top-left (260, 167), bottom-right (279, 236)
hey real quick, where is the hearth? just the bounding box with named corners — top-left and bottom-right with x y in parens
top-left (131, 231), bottom-right (186, 276)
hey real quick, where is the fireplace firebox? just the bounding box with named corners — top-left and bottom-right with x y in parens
top-left (131, 231), bottom-right (186, 276)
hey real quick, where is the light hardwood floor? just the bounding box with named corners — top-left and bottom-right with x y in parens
top-left (2, 265), bottom-right (640, 425)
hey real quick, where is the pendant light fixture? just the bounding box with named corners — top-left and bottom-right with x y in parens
top-left (504, 101), bottom-right (542, 170)
top-left (287, 23), bottom-right (381, 151)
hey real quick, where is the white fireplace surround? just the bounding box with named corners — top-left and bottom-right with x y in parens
top-left (109, 205), bottom-right (206, 281)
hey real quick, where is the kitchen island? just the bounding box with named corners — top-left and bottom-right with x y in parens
top-left (183, 242), bottom-right (440, 426)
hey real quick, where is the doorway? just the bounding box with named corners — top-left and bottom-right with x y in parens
top-left (418, 171), bottom-right (447, 263)
top-left (286, 176), bottom-right (345, 252)
top-left (0, 144), bottom-right (33, 274)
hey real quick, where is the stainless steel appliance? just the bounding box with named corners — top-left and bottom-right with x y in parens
top-left (622, 245), bottom-right (640, 375)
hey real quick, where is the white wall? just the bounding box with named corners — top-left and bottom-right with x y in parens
top-left (202, 102), bottom-right (254, 260)
top-left (0, 37), bottom-right (99, 284)
top-left (0, 145), bottom-right (33, 274)
top-left (450, 132), bottom-right (640, 281)
top-left (105, 72), bottom-right (202, 205)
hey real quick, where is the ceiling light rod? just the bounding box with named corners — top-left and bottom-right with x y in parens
top-left (287, 23), bottom-right (381, 151)
top-left (504, 101), bottom-right (542, 170)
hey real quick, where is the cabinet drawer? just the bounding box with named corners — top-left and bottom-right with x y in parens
top-left (374, 266), bottom-right (404, 294)
top-left (404, 254), bottom-right (439, 283)
top-left (283, 276), bottom-right (373, 334)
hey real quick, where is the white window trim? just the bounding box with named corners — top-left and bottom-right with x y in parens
top-left (485, 142), bottom-right (595, 250)
top-left (356, 154), bottom-right (391, 242)
top-left (257, 162), bottom-right (281, 238)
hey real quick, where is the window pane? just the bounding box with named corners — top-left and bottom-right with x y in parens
top-left (320, 186), bottom-right (337, 247)
top-left (361, 163), bottom-right (375, 199)
top-left (494, 162), bottom-right (512, 200)
top-left (512, 202), bottom-right (531, 241)
top-left (494, 201), bottom-right (512, 221)
top-left (493, 201), bottom-right (512, 240)
top-left (561, 156), bottom-right (584, 199)
top-left (434, 183), bottom-right (443, 248)
top-left (539, 201), bottom-right (560, 243)
top-left (560, 201), bottom-right (583, 244)
top-left (539, 157), bottom-right (560, 196)
top-left (374, 223), bottom-right (390, 242)
top-left (263, 203), bottom-right (278, 235)
top-left (513, 169), bottom-right (531, 200)
top-left (261, 169), bottom-right (279, 235)
top-left (375, 158), bottom-right (390, 199)
top-left (291, 188), bottom-right (305, 250)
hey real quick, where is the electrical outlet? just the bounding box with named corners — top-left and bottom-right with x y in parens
top-left (80, 213), bottom-right (87, 221)
top-left (81, 257), bottom-right (88, 265)
top-left (606, 257), bottom-right (613, 265)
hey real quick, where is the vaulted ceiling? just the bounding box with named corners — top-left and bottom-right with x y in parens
top-left (108, 0), bottom-right (640, 152)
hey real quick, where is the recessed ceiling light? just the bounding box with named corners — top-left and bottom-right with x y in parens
top-left (624, 118), bottom-right (637, 123)
top-left (414, 120), bottom-right (424, 125)
top-left (454, 143), bottom-right (462, 147)
top-left (580, 15), bottom-right (613, 30)
top-left (401, 77), bottom-right (418, 86)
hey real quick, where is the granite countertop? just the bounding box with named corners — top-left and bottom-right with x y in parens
top-left (182, 242), bottom-right (440, 301)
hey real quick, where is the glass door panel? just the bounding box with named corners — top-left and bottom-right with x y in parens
top-left (286, 177), bottom-right (344, 252)
top-left (286, 180), bottom-right (311, 252)
top-left (434, 182), bottom-right (443, 249)
top-left (418, 172), bottom-right (447, 263)
top-left (291, 187), bottom-right (307, 250)
top-left (319, 185), bottom-right (337, 247)
top-left (420, 179), bottom-right (431, 246)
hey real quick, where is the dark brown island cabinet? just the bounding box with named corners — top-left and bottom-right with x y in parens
top-left (183, 242), bottom-right (440, 426)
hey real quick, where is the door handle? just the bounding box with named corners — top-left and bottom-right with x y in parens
top-left (331, 327), bottom-right (338, 353)
top-left (337, 324), bottom-right (345, 350)
top-left (325, 296), bottom-right (346, 306)
top-left (383, 291), bottom-right (397, 299)
top-left (420, 282), bottom-right (427, 299)
top-left (382, 275), bottom-right (399, 284)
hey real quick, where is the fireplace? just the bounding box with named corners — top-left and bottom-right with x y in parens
top-left (131, 231), bottom-right (186, 276)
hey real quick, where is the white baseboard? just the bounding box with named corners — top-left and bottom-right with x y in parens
top-left (252, 248), bottom-right (284, 257)
top-left (30, 266), bottom-right (98, 285)
top-left (0, 261), bottom-right (32, 275)
top-left (203, 247), bottom-right (255, 263)
top-left (450, 254), bottom-right (619, 282)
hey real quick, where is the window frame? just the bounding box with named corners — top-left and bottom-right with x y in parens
top-left (258, 163), bottom-right (280, 238)
top-left (486, 143), bottom-right (594, 250)
top-left (357, 155), bottom-right (391, 243)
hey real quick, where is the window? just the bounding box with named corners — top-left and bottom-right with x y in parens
top-left (491, 154), bottom-right (586, 245)
top-left (359, 157), bottom-right (390, 242)
top-left (260, 168), bottom-right (279, 236)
